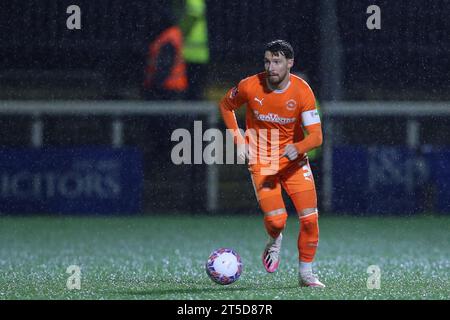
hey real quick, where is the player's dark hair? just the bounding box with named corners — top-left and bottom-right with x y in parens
top-left (264, 40), bottom-right (294, 59)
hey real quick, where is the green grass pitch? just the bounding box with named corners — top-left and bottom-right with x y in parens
top-left (0, 214), bottom-right (449, 299)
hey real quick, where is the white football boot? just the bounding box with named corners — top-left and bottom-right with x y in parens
top-left (299, 268), bottom-right (326, 288)
top-left (262, 233), bottom-right (282, 273)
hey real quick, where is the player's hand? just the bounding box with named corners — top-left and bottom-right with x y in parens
top-left (283, 144), bottom-right (299, 161)
top-left (237, 143), bottom-right (249, 163)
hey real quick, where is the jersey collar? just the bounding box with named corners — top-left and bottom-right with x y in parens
top-left (266, 75), bottom-right (291, 94)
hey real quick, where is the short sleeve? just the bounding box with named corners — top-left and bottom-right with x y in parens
top-left (301, 81), bottom-right (316, 112)
top-left (220, 78), bottom-right (249, 111)
top-left (300, 81), bottom-right (321, 126)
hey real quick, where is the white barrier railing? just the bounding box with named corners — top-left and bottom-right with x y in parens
top-left (2, 100), bottom-right (450, 213)
top-left (321, 101), bottom-right (450, 212)
top-left (0, 100), bottom-right (220, 212)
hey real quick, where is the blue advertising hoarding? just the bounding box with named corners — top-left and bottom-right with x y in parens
top-left (428, 150), bottom-right (450, 213)
top-left (332, 146), bottom-right (450, 214)
top-left (0, 147), bottom-right (142, 214)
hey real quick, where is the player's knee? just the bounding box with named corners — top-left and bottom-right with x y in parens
top-left (270, 217), bottom-right (287, 231)
top-left (264, 211), bottom-right (288, 234)
top-left (301, 220), bottom-right (316, 234)
top-left (299, 209), bottom-right (319, 234)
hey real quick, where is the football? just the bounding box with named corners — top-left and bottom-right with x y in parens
top-left (205, 248), bottom-right (243, 285)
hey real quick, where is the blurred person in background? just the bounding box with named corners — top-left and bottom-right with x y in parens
top-left (142, 9), bottom-right (188, 100)
top-left (174, 0), bottom-right (210, 100)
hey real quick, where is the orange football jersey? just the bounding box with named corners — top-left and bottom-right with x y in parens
top-left (220, 72), bottom-right (320, 171)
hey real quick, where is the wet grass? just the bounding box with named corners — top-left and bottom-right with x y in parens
top-left (0, 214), bottom-right (449, 299)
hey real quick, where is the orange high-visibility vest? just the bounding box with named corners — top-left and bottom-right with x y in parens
top-left (144, 26), bottom-right (188, 91)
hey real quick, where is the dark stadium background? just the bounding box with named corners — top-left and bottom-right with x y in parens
top-left (1, 1), bottom-right (449, 99)
top-left (0, 0), bottom-right (450, 302)
top-left (0, 0), bottom-right (449, 215)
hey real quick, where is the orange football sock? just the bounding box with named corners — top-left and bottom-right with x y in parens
top-left (298, 212), bottom-right (319, 263)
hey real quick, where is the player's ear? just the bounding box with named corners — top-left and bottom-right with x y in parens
top-left (288, 59), bottom-right (294, 69)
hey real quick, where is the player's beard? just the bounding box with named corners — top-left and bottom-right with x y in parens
top-left (267, 70), bottom-right (288, 86)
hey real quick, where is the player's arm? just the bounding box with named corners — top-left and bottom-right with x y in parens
top-left (283, 84), bottom-right (322, 160)
top-left (218, 81), bottom-right (248, 145)
top-left (294, 121), bottom-right (323, 154)
top-left (283, 122), bottom-right (322, 160)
